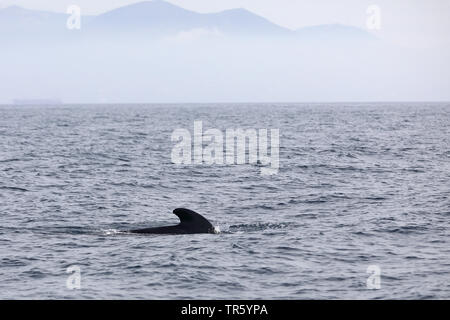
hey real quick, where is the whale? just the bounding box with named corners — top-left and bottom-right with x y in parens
top-left (130, 208), bottom-right (215, 234)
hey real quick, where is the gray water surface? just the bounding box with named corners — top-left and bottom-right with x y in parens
top-left (0, 103), bottom-right (449, 299)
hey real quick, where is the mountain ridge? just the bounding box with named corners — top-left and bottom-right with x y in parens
top-left (0, 1), bottom-right (375, 41)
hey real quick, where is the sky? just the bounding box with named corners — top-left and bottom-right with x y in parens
top-left (1, 0), bottom-right (449, 103)
top-left (1, 0), bottom-right (449, 48)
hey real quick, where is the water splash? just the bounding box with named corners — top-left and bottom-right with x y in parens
top-left (102, 229), bottom-right (122, 236)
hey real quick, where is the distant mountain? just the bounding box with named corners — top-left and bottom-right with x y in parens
top-left (89, 1), bottom-right (200, 34)
top-left (89, 1), bottom-right (290, 36)
top-left (207, 8), bottom-right (290, 35)
top-left (0, 1), bottom-right (375, 42)
top-left (0, 5), bottom-right (93, 43)
top-left (0, 6), bottom-right (66, 34)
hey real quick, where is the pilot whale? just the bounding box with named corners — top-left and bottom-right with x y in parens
top-left (130, 208), bottom-right (215, 234)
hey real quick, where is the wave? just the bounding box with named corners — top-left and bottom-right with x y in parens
top-left (0, 186), bottom-right (29, 192)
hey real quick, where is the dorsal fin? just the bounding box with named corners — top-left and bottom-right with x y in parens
top-left (173, 208), bottom-right (213, 232)
top-left (173, 208), bottom-right (203, 224)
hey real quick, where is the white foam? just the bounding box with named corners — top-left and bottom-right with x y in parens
top-left (103, 229), bottom-right (121, 235)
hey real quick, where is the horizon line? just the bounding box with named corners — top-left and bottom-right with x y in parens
top-left (2, 101), bottom-right (450, 106)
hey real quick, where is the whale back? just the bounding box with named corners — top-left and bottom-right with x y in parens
top-left (130, 208), bottom-right (214, 234)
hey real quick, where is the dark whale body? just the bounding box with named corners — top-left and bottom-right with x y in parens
top-left (130, 208), bottom-right (214, 234)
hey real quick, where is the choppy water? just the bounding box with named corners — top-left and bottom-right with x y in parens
top-left (0, 103), bottom-right (449, 299)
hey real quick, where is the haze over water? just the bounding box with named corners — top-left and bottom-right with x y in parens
top-left (0, 103), bottom-right (449, 299)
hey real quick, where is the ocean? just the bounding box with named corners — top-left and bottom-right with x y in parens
top-left (0, 103), bottom-right (449, 299)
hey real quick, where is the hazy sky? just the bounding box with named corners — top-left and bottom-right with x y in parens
top-left (1, 0), bottom-right (449, 103)
top-left (1, 0), bottom-right (449, 48)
